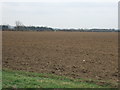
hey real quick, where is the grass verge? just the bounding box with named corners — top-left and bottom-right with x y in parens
top-left (2, 69), bottom-right (115, 88)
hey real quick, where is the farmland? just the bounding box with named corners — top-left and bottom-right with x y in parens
top-left (2, 31), bottom-right (118, 87)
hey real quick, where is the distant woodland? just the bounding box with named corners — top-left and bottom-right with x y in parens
top-left (0, 25), bottom-right (118, 32)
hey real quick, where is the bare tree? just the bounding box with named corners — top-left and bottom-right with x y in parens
top-left (15, 21), bottom-right (25, 31)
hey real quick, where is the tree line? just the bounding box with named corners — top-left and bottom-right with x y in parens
top-left (0, 25), bottom-right (118, 32)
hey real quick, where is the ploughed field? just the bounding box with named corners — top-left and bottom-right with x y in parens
top-left (3, 31), bottom-right (118, 85)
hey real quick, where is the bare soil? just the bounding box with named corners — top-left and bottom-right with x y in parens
top-left (2, 31), bottom-right (118, 85)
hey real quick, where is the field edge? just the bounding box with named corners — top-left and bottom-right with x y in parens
top-left (2, 69), bottom-right (117, 88)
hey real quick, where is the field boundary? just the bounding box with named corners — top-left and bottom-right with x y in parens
top-left (2, 69), bottom-right (117, 88)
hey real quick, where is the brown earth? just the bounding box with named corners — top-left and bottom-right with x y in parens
top-left (2, 31), bottom-right (118, 85)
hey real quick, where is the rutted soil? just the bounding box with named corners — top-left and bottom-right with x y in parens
top-left (2, 31), bottom-right (118, 86)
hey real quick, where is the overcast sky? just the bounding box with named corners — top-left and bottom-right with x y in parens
top-left (0, 0), bottom-right (119, 29)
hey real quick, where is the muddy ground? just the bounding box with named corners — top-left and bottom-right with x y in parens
top-left (2, 31), bottom-right (118, 85)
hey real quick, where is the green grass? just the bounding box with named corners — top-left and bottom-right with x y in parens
top-left (0, 69), bottom-right (2, 90)
top-left (2, 69), bottom-right (114, 88)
